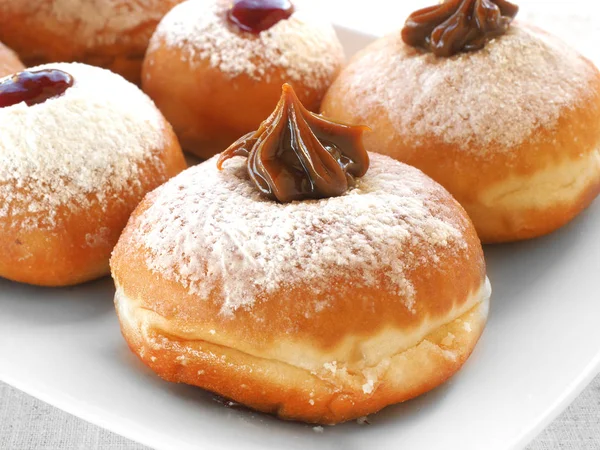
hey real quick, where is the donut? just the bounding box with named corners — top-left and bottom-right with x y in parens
top-left (0, 41), bottom-right (24, 77)
top-left (142, 0), bottom-right (345, 159)
top-left (111, 85), bottom-right (490, 424)
top-left (0, 0), bottom-right (184, 84)
top-left (321, 0), bottom-right (600, 243)
top-left (0, 63), bottom-right (186, 287)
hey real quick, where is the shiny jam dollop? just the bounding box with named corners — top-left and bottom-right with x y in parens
top-left (0, 69), bottom-right (74, 108)
top-left (402, 0), bottom-right (519, 57)
top-left (217, 84), bottom-right (370, 203)
top-left (228, 0), bottom-right (295, 33)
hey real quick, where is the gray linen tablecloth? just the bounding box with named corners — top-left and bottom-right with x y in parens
top-left (1, 376), bottom-right (599, 450)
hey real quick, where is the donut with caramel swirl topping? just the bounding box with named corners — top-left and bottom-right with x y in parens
top-left (322, 1), bottom-right (600, 243)
top-left (111, 85), bottom-right (490, 424)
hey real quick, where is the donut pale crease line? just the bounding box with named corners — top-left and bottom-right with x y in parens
top-left (114, 277), bottom-right (490, 378)
top-left (115, 284), bottom-right (489, 423)
top-left (478, 146), bottom-right (600, 209)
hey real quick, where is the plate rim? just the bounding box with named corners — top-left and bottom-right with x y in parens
top-left (2, 348), bottom-right (599, 450)
top-left (507, 357), bottom-right (600, 450)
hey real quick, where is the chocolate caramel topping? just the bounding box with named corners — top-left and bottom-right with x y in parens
top-left (402, 0), bottom-right (519, 57)
top-left (217, 84), bottom-right (370, 203)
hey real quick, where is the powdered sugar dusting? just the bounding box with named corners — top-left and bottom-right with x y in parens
top-left (340, 24), bottom-right (596, 152)
top-left (150, 0), bottom-right (344, 88)
top-left (0, 62), bottom-right (167, 229)
top-left (0, 0), bottom-right (181, 48)
top-left (134, 153), bottom-right (467, 316)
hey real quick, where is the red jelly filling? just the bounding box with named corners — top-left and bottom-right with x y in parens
top-left (228, 0), bottom-right (295, 33)
top-left (0, 69), bottom-right (74, 108)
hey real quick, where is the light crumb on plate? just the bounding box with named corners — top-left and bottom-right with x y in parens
top-left (313, 426), bottom-right (324, 433)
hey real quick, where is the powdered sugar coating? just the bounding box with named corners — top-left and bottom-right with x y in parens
top-left (134, 153), bottom-right (468, 316)
top-left (0, 62), bottom-right (167, 229)
top-left (150, 0), bottom-right (345, 88)
top-left (0, 0), bottom-right (180, 48)
top-left (338, 23), bottom-right (596, 152)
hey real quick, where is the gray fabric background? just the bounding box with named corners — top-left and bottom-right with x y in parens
top-left (1, 376), bottom-right (598, 450)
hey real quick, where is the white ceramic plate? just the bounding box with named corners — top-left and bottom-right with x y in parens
top-left (1, 3), bottom-right (600, 450)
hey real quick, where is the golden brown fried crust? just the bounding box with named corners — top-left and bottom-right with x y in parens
top-left (321, 34), bottom-right (600, 243)
top-left (141, 38), bottom-right (342, 159)
top-left (0, 41), bottom-right (24, 77)
top-left (111, 184), bottom-right (489, 423)
top-left (0, 0), bottom-right (183, 84)
top-left (0, 123), bottom-right (186, 287)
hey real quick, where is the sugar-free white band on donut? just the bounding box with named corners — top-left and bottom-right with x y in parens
top-left (115, 276), bottom-right (491, 379)
top-left (478, 145), bottom-right (600, 210)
